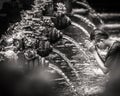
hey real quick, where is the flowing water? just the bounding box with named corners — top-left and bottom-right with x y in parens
top-left (75, 1), bottom-right (104, 25)
top-left (49, 63), bottom-right (79, 96)
top-left (63, 35), bottom-right (90, 61)
top-left (52, 48), bottom-right (79, 79)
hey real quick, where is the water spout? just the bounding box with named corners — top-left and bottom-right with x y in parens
top-left (49, 63), bottom-right (79, 96)
top-left (63, 35), bottom-right (90, 60)
top-left (73, 14), bottom-right (96, 30)
top-left (71, 22), bottom-right (90, 37)
top-left (52, 48), bottom-right (79, 79)
top-left (75, 1), bottom-right (104, 25)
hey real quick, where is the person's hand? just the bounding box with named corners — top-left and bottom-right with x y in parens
top-left (85, 40), bottom-right (96, 53)
top-left (89, 43), bottom-right (96, 53)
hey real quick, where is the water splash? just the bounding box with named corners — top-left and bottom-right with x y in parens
top-left (72, 22), bottom-right (90, 37)
top-left (63, 35), bottom-right (90, 60)
top-left (52, 48), bottom-right (79, 79)
top-left (73, 14), bottom-right (96, 30)
top-left (49, 63), bottom-right (79, 96)
top-left (76, 1), bottom-right (104, 25)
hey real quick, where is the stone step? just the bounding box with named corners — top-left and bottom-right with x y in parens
top-left (100, 13), bottom-right (120, 19)
top-left (100, 24), bottom-right (120, 35)
top-left (101, 24), bottom-right (120, 30)
top-left (99, 13), bottom-right (120, 23)
top-left (73, 8), bottom-right (120, 24)
top-left (71, 11), bottom-right (120, 35)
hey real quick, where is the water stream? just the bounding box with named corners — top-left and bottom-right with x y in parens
top-left (52, 48), bottom-right (79, 79)
top-left (71, 22), bottom-right (90, 37)
top-left (63, 35), bottom-right (90, 61)
top-left (76, 1), bottom-right (104, 25)
top-left (73, 14), bottom-right (96, 30)
top-left (49, 63), bottom-right (79, 96)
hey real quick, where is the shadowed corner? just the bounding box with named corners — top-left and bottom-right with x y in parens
top-left (0, 0), bottom-right (35, 38)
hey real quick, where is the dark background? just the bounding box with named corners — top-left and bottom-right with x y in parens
top-left (87, 0), bottom-right (120, 12)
